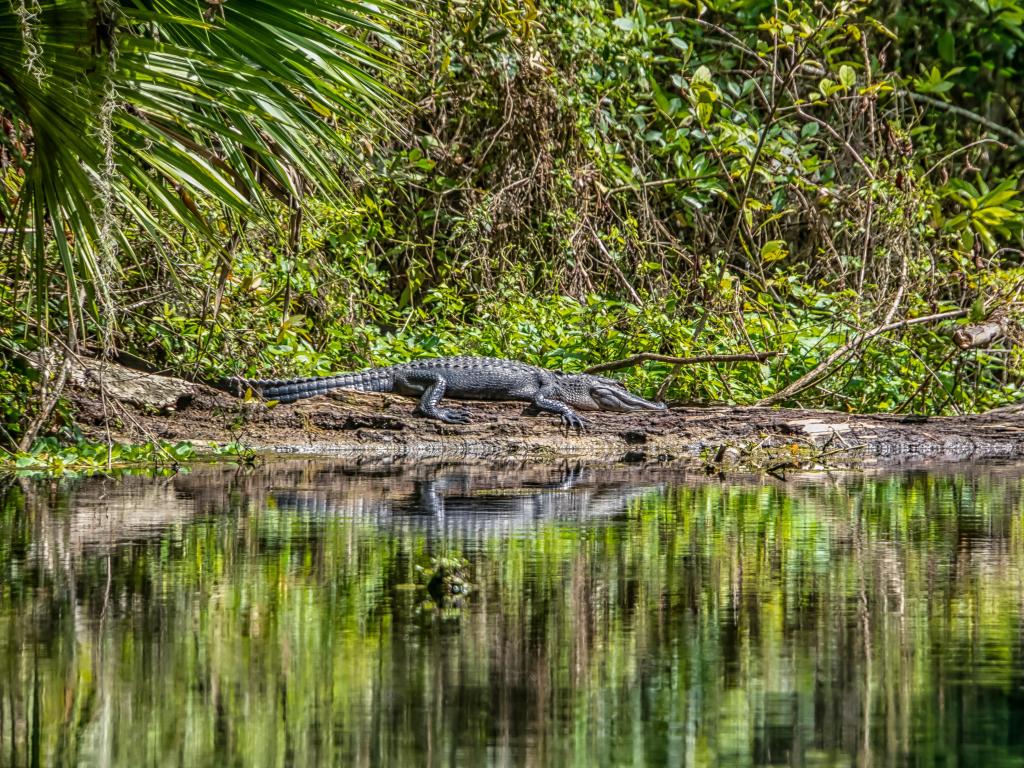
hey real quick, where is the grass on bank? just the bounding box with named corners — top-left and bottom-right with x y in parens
top-left (0, 438), bottom-right (257, 478)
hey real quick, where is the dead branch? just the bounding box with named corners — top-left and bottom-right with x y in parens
top-left (793, 106), bottom-right (875, 179)
top-left (903, 91), bottom-right (1024, 149)
top-left (589, 226), bottom-right (643, 305)
top-left (758, 309), bottom-right (968, 407)
top-left (953, 307), bottom-right (1021, 349)
top-left (18, 353), bottom-right (72, 452)
top-left (953, 321), bottom-right (1007, 349)
top-left (604, 174), bottom-right (717, 194)
top-left (585, 351), bottom-right (777, 375)
top-left (982, 402), bottom-right (1024, 417)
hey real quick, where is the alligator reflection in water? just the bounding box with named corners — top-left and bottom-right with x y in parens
top-left (269, 463), bottom-right (664, 537)
top-left (3, 460), bottom-right (1024, 767)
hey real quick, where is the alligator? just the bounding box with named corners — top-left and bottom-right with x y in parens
top-left (238, 356), bottom-right (666, 429)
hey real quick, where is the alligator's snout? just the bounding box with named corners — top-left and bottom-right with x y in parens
top-left (591, 385), bottom-right (667, 412)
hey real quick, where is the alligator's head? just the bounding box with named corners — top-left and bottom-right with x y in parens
top-left (560, 373), bottom-right (668, 412)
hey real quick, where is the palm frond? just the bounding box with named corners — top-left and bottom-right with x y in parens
top-left (0, 0), bottom-right (417, 341)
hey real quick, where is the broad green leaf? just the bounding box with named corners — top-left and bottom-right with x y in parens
top-left (760, 240), bottom-right (789, 262)
top-left (938, 30), bottom-right (955, 63)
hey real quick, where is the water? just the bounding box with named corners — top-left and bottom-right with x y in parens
top-left (2, 460), bottom-right (1024, 767)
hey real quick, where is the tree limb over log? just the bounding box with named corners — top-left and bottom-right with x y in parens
top-left (758, 309), bottom-right (968, 407)
top-left (585, 352), bottom-right (777, 375)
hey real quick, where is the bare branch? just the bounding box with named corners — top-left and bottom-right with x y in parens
top-left (585, 351), bottom-right (777, 375)
top-left (953, 306), bottom-right (1021, 349)
top-left (954, 322), bottom-right (1006, 349)
top-left (604, 174), bottom-right (717, 195)
top-left (589, 227), bottom-right (643, 306)
top-left (904, 91), bottom-right (1024, 148)
top-left (758, 309), bottom-right (968, 406)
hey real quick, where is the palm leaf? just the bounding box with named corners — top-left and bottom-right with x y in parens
top-left (0, 0), bottom-right (417, 342)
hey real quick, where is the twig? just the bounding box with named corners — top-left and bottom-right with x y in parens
top-left (655, 369), bottom-right (679, 403)
top-left (903, 91), bottom-right (1024, 149)
top-left (794, 107), bottom-right (875, 179)
top-left (686, 8), bottom-right (834, 345)
top-left (758, 309), bottom-right (968, 406)
top-left (477, 76), bottom-right (515, 168)
top-left (120, 293), bottom-right (171, 313)
top-left (0, 421), bottom-right (18, 451)
top-left (924, 138), bottom-right (1006, 178)
top-left (604, 175), bottom-right (717, 194)
top-left (893, 348), bottom-right (959, 414)
top-left (589, 227), bottom-right (643, 305)
top-left (17, 353), bottom-right (72, 452)
top-left (585, 351), bottom-right (777, 375)
top-left (723, 8), bottom-right (835, 253)
top-left (875, 332), bottom-right (961, 414)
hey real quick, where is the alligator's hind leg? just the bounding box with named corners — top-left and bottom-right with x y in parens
top-left (413, 375), bottom-right (472, 424)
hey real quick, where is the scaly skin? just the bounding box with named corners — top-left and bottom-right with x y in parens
top-left (240, 356), bottom-right (666, 429)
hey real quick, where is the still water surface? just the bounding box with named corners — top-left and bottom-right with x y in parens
top-left (2, 460), bottom-right (1024, 767)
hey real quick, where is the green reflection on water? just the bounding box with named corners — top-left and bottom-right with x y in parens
top-left (2, 462), bottom-right (1024, 767)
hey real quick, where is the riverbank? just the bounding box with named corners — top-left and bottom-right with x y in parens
top-left (62, 358), bottom-right (1024, 469)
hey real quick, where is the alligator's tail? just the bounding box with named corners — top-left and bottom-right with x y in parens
top-left (236, 368), bottom-right (396, 403)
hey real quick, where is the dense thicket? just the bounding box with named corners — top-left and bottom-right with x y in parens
top-left (2, 0), bottom-right (1023, 449)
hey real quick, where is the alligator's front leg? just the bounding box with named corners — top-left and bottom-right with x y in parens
top-left (531, 389), bottom-right (586, 431)
top-left (412, 375), bottom-right (472, 424)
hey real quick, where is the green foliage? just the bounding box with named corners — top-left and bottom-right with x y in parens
top-left (2, 438), bottom-right (192, 477)
top-left (884, 0), bottom-right (1024, 152)
top-left (301, 0), bottom-right (1017, 413)
top-left (131, 249), bottom-right (1015, 413)
top-left (942, 177), bottom-right (1024, 253)
top-left (0, 0), bottom-right (411, 334)
top-left (1, 437), bottom-right (255, 477)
